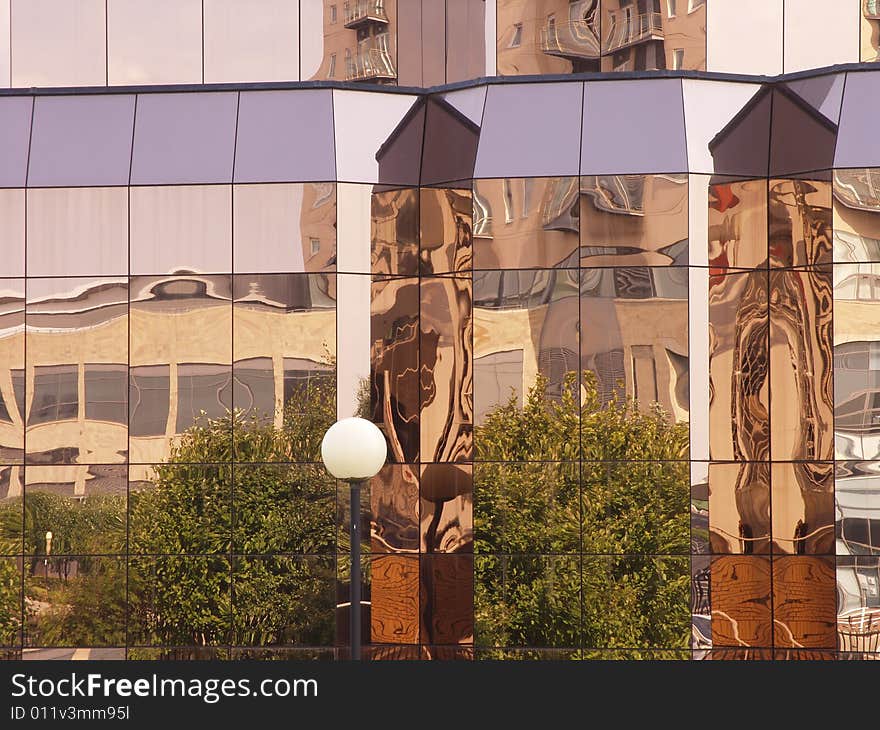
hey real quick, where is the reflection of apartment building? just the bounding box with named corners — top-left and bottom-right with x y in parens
top-left (497, 0), bottom-right (706, 75)
top-left (311, 1), bottom-right (397, 82)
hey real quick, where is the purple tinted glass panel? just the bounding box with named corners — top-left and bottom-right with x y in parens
top-left (0, 98), bottom-right (33, 188)
top-left (131, 92), bottom-right (238, 185)
top-left (234, 90), bottom-right (336, 183)
top-left (835, 71), bottom-right (880, 169)
top-left (28, 95), bottom-right (135, 187)
top-left (474, 83), bottom-right (582, 178)
top-left (581, 79), bottom-right (687, 175)
top-left (785, 73), bottom-right (844, 124)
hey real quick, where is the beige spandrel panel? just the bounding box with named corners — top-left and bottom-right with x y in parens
top-left (783, 0), bottom-right (860, 73)
top-left (107, 0), bottom-right (202, 85)
top-left (0, 1), bottom-right (9, 87)
top-left (11, 0), bottom-right (107, 87)
top-left (204, 0), bottom-right (300, 83)
top-left (706, 0), bottom-right (783, 75)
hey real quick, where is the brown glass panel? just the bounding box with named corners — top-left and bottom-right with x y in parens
top-left (708, 462), bottom-right (771, 554)
top-left (232, 464), bottom-right (334, 555)
top-left (335, 554), bottom-right (370, 649)
top-left (420, 463), bottom-right (472, 554)
top-left (371, 463), bottom-right (419, 554)
top-left (26, 278), bottom-right (129, 465)
top-left (769, 267), bottom-right (833, 461)
top-left (583, 556), bottom-right (689, 650)
top-left (772, 556), bottom-right (837, 649)
top-left (371, 188), bottom-right (419, 276)
top-left (420, 276), bottom-right (473, 463)
top-left (710, 556), bottom-right (772, 647)
top-left (708, 269), bottom-right (769, 461)
top-left (769, 179), bottom-right (833, 268)
top-left (706, 649), bottom-right (773, 660)
top-left (127, 556), bottom-right (231, 647)
top-left (25, 556), bottom-right (125, 648)
top-left (365, 645), bottom-right (422, 660)
top-left (232, 273), bottom-right (336, 461)
top-left (580, 174), bottom-right (688, 267)
top-left (420, 554), bottom-right (473, 645)
top-left (0, 281), bottom-right (24, 463)
top-left (231, 555), bottom-right (334, 647)
top-left (473, 178), bottom-right (579, 270)
top-left (771, 462), bottom-right (834, 555)
top-left (128, 464), bottom-right (231, 555)
top-left (474, 269), bottom-right (579, 434)
top-left (129, 275), bottom-right (232, 465)
top-left (691, 555), bottom-right (710, 651)
top-left (475, 462), bottom-right (579, 554)
top-left (581, 267), bottom-right (689, 450)
top-left (833, 169), bottom-right (880, 263)
top-left (708, 179), bottom-right (768, 270)
top-left (371, 277), bottom-right (419, 463)
top-left (420, 187), bottom-right (473, 275)
top-left (370, 554), bottom-right (419, 645)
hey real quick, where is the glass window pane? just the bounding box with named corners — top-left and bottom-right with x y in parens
top-left (234, 183), bottom-right (337, 274)
top-left (420, 187), bottom-right (473, 275)
top-left (0, 281), bottom-right (24, 462)
top-left (371, 187), bottom-right (419, 276)
top-left (0, 98), bottom-right (32, 188)
top-left (709, 462), bottom-right (771, 554)
top-left (706, 0), bottom-right (782, 75)
top-left (129, 275), bottom-right (231, 464)
top-left (769, 179), bottom-right (832, 267)
top-left (28, 96), bottom-right (135, 187)
top-left (783, 0), bottom-right (859, 73)
top-left (131, 93), bottom-right (238, 186)
top-left (834, 169), bottom-right (880, 263)
top-left (26, 278), bottom-right (128, 465)
top-left (27, 188), bottom-right (128, 277)
top-left (234, 91), bottom-right (336, 184)
top-left (0, 190), bottom-right (25, 277)
top-left (204, 0), bottom-right (299, 83)
top-left (836, 71), bottom-right (880, 169)
top-left (130, 185), bottom-right (231, 275)
top-left (708, 178), bottom-right (768, 269)
top-left (421, 98), bottom-right (481, 187)
top-left (865, 0), bottom-right (880, 61)
top-left (582, 79), bottom-right (686, 175)
top-left (710, 556), bottom-right (772, 647)
top-left (11, 0), bottom-right (106, 87)
top-left (475, 82), bottom-right (582, 178)
top-left (107, 0), bottom-right (202, 85)
top-left (445, 0), bottom-right (486, 83)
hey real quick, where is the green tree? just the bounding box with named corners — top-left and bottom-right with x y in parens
top-left (474, 372), bottom-right (691, 657)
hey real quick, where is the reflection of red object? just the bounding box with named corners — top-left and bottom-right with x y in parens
top-left (710, 184), bottom-right (740, 213)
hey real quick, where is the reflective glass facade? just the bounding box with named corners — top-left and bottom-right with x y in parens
top-left (1, 1), bottom-right (880, 662)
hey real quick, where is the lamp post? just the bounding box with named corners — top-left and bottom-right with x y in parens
top-left (320, 417), bottom-right (387, 660)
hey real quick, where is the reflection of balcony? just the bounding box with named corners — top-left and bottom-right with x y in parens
top-left (344, 1), bottom-right (389, 28)
top-left (541, 20), bottom-right (601, 60)
top-left (605, 11), bottom-right (663, 52)
top-left (866, 0), bottom-right (880, 20)
top-left (345, 48), bottom-right (396, 81)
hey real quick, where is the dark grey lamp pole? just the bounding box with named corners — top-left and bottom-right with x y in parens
top-left (320, 418), bottom-right (387, 661)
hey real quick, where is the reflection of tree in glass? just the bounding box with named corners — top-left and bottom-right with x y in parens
top-left (475, 372), bottom-right (690, 657)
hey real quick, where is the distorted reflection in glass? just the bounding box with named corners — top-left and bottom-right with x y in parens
top-left (770, 461), bottom-right (834, 555)
top-left (708, 269), bottom-right (769, 461)
top-left (0, 281), bottom-right (24, 463)
top-left (474, 269), bottom-right (579, 428)
top-left (26, 278), bottom-right (128, 465)
top-left (420, 554), bottom-right (473, 645)
top-left (371, 187), bottom-right (419, 276)
top-left (580, 174), bottom-right (687, 267)
top-left (833, 169), bottom-right (880, 263)
top-left (708, 178), bottom-right (768, 270)
top-left (863, 2), bottom-right (880, 63)
top-left (129, 275), bottom-right (232, 465)
top-left (371, 463), bottom-right (419, 554)
top-left (769, 179), bottom-right (832, 267)
top-left (710, 555), bottom-right (772, 647)
top-left (496, 0), bottom-right (601, 76)
top-left (473, 178), bottom-right (579, 270)
top-left (371, 277), bottom-right (419, 463)
top-left (420, 277), bottom-right (473, 463)
top-left (708, 462), bottom-right (770, 554)
top-left (0, 466), bottom-right (23, 555)
top-left (234, 183), bottom-right (337, 274)
top-left (420, 463), bottom-right (472, 554)
top-left (232, 273), bottom-right (335, 460)
top-left (420, 187), bottom-right (472, 275)
top-left (772, 556), bottom-right (836, 649)
top-left (769, 267), bottom-right (833, 462)
top-left (580, 267), bottom-right (688, 423)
